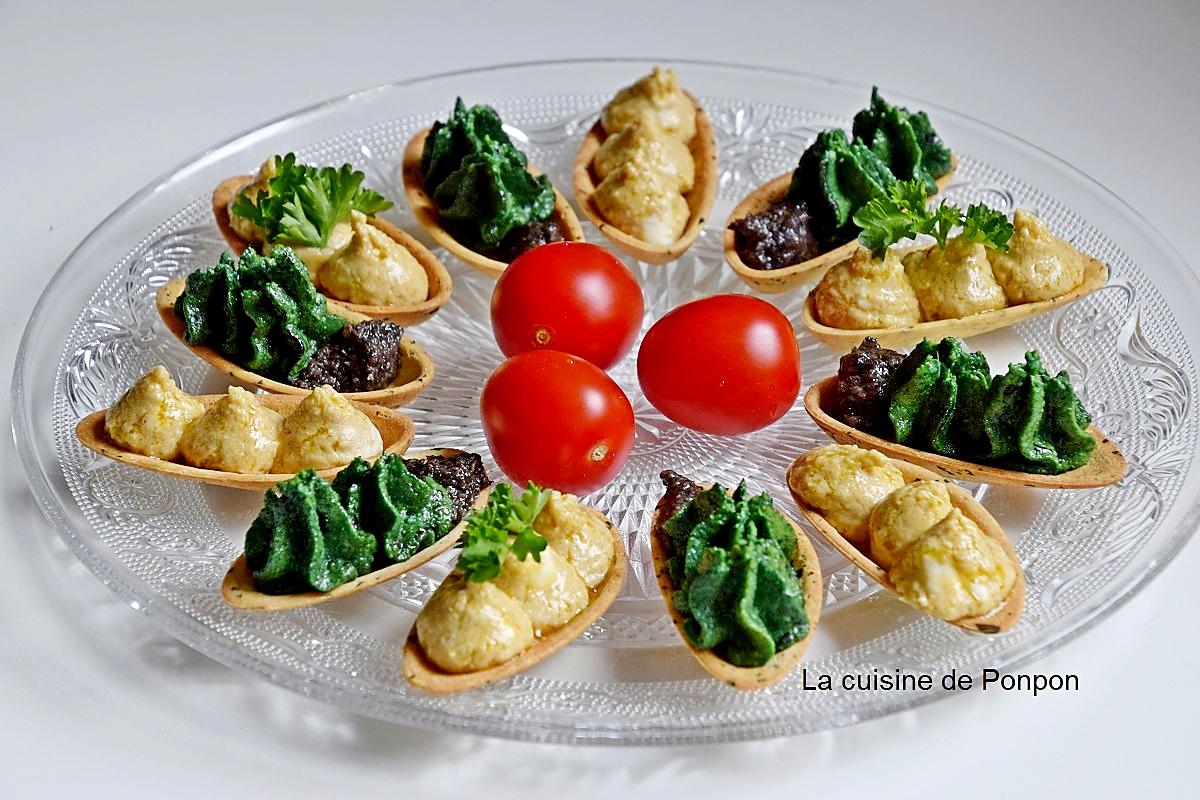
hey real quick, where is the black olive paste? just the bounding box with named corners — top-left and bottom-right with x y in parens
top-left (729, 201), bottom-right (823, 271)
top-left (405, 451), bottom-right (492, 524)
top-left (293, 320), bottom-right (405, 393)
top-left (492, 219), bottom-right (565, 262)
top-left (831, 337), bottom-right (905, 434)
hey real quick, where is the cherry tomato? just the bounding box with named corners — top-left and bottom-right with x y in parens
top-left (637, 294), bottom-right (801, 435)
top-left (481, 350), bottom-right (635, 494)
top-left (490, 241), bottom-right (644, 370)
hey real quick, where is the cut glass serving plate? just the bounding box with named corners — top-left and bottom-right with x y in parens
top-left (13, 59), bottom-right (1200, 745)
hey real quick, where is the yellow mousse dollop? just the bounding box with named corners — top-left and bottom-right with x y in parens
top-left (271, 385), bottom-right (383, 473)
top-left (868, 479), bottom-right (953, 571)
top-left (988, 210), bottom-right (1085, 304)
top-left (601, 66), bottom-right (696, 140)
top-left (790, 444), bottom-right (905, 545)
top-left (319, 211), bottom-right (428, 306)
top-left (889, 508), bottom-right (1016, 621)
top-left (105, 365), bottom-right (204, 460)
top-left (178, 386), bottom-right (282, 474)
top-left (415, 574), bottom-right (535, 673)
top-left (814, 248), bottom-right (922, 329)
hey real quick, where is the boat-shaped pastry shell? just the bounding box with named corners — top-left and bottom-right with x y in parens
top-left (803, 377), bottom-right (1126, 489)
top-left (221, 449), bottom-right (492, 610)
top-left (801, 253), bottom-right (1108, 351)
top-left (649, 481), bottom-right (823, 689)
top-left (573, 91), bottom-right (718, 265)
top-left (212, 175), bottom-right (452, 326)
top-left (401, 128), bottom-right (585, 279)
top-left (75, 393), bottom-right (413, 491)
top-left (156, 277), bottom-right (435, 408)
top-left (723, 156), bottom-right (957, 293)
top-left (787, 451), bottom-right (1025, 633)
top-left (402, 505), bottom-right (626, 693)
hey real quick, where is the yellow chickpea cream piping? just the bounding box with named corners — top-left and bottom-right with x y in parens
top-left (592, 67), bottom-right (698, 245)
top-left (415, 492), bottom-right (614, 673)
top-left (794, 444), bottom-right (1016, 621)
top-left (814, 210), bottom-right (1087, 329)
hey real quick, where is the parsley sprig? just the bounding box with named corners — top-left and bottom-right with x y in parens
top-left (231, 154), bottom-right (393, 248)
top-left (852, 179), bottom-right (1013, 258)
top-left (456, 482), bottom-right (551, 582)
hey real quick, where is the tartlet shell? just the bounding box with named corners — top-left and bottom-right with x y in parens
top-left (156, 277), bottom-right (435, 408)
top-left (221, 449), bottom-right (492, 610)
top-left (572, 91), bottom-right (718, 265)
top-left (75, 393), bottom-right (413, 491)
top-left (402, 505), bottom-right (626, 694)
top-left (801, 253), bottom-right (1109, 352)
top-left (649, 481), bottom-right (823, 690)
top-left (212, 175), bottom-right (453, 327)
top-left (803, 377), bottom-right (1127, 489)
top-left (400, 128), bottom-right (585, 279)
top-left (723, 155), bottom-right (957, 293)
top-left (787, 451), bottom-right (1025, 633)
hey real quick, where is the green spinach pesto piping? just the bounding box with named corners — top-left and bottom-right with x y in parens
top-left (663, 480), bottom-right (810, 668)
top-left (835, 337), bottom-right (1097, 475)
top-left (786, 87), bottom-right (952, 247)
top-left (174, 247), bottom-right (344, 381)
top-left (420, 98), bottom-right (556, 250)
top-left (244, 454), bottom-right (456, 594)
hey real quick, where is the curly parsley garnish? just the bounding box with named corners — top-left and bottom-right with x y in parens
top-left (456, 482), bottom-right (551, 582)
top-left (852, 179), bottom-right (1013, 258)
top-left (231, 153), bottom-right (392, 248)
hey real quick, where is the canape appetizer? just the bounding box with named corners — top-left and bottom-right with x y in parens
top-left (802, 184), bottom-right (1108, 349)
top-left (403, 483), bottom-right (625, 693)
top-left (214, 154), bottom-right (452, 325)
top-left (649, 471), bottom-right (822, 689)
top-left (572, 67), bottom-right (718, 264)
top-left (402, 99), bottom-right (584, 277)
top-left (804, 336), bottom-right (1126, 488)
top-left (75, 366), bottom-right (414, 491)
top-left (725, 88), bottom-right (956, 292)
top-left (157, 247), bottom-right (434, 406)
top-left (788, 444), bottom-right (1024, 633)
top-left (222, 449), bottom-right (492, 609)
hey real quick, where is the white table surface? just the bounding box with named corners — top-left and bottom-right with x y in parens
top-left (3, 1), bottom-right (1198, 796)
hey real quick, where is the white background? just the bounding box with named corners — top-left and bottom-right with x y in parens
top-left (2, 1), bottom-right (1198, 797)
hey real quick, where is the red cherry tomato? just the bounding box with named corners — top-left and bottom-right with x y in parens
top-left (637, 294), bottom-right (801, 435)
top-left (490, 241), bottom-right (644, 370)
top-left (481, 350), bottom-right (635, 494)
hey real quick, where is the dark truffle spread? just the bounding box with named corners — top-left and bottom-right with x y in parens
top-left (292, 320), bottom-right (404, 393)
top-left (405, 451), bottom-right (492, 524)
top-left (654, 470), bottom-right (702, 552)
top-left (492, 219), bottom-right (565, 262)
top-left (831, 337), bottom-right (905, 434)
top-left (729, 200), bottom-right (822, 271)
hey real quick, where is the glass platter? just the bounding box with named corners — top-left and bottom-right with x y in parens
top-left (13, 59), bottom-right (1200, 745)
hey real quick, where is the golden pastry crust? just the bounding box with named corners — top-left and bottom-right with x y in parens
top-left (903, 237), bottom-right (1007, 320)
top-left (790, 444), bottom-right (905, 546)
top-left (319, 211), bottom-right (428, 306)
top-left (271, 385), bottom-right (382, 473)
top-left (491, 546), bottom-right (588, 636)
top-left (593, 160), bottom-right (689, 246)
top-left (813, 248), bottom-right (922, 329)
top-left (415, 573), bottom-right (534, 673)
top-left (869, 479), bottom-right (953, 570)
top-left (594, 117), bottom-right (695, 192)
top-left (601, 67), bottom-right (696, 141)
top-left (889, 508), bottom-right (1016, 620)
top-left (178, 386), bottom-right (282, 474)
top-left (532, 491), bottom-right (615, 589)
top-left (105, 365), bottom-right (204, 460)
top-left (988, 210), bottom-right (1085, 304)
